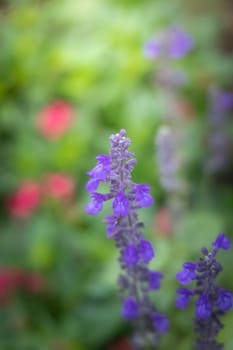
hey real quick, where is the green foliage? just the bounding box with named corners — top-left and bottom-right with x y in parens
top-left (0, 0), bottom-right (233, 349)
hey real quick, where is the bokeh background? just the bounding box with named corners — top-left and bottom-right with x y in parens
top-left (0, 0), bottom-right (233, 349)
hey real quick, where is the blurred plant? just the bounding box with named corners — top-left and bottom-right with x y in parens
top-left (42, 173), bottom-right (75, 203)
top-left (6, 173), bottom-right (76, 219)
top-left (176, 233), bottom-right (233, 350)
top-left (205, 87), bottom-right (233, 173)
top-left (36, 100), bottom-right (75, 140)
top-left (155, 126), bottom-right (182, 193)
top-left (144, 27), bottom-right (193, 60)
top-left (0, 267), bottom-right (44, 303)
top-left (85, 130), bottom-right (168, 349)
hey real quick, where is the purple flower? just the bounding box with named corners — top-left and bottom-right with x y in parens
top-left (105, 216), bottom-right (118, 238)
top-left (138, 239), bottom-right (155, 263)
top-left (176, 288), bottom-right (194, 309)
top-left (87, 154), bottom-right (111, 181)
top-left (134, 184), bottom-right (154, 208)
top-left (143, 40), bottom-right (161, 59)
top-left (151, 313), bottom-right (169, 333)
top-left (85, 178), bottom-right (100, 192)
top-left (195, 294), bottom-right (212, 319)
top-left (212, 233), bottom-right (231, 251)
top-left (144, 27), bottom-right (193, 60)
top-left (123, 244), bottom-right (139, 266)
top-left (148, 271), bottom-right (164, 290)
top-left (112, 191), bottom-right (129, 217)
top-left (217, 289), bottom-right (233, 312)
top-left (169, 27), bottom-right (194, 58)
top-left (176, 233), bottom-right (232, 349)
top-left (122, 296), bottom-right (139, 320)
top-left (176, 262), bottom-right (196, 285)
top-left (85, 193), bottom-right (107, 216)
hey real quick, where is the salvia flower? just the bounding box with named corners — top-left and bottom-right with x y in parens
top-left (176, 233), bottom-right (233, 350)
top-left (85, 130), bottom-right (168, 349)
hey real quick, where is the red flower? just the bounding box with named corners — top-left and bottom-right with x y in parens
top-left (0, 268), bottom-right (44, 302)
top-left (43, 173), bottom-right (75, 202)
top-left (21, 272), bottom-right (44, 293)
top-left (6, 181), bottom-right (40, 219)
top-left (36, 100), bottom-right (75, 140)
top-left (154, 207), bottom-right (173, 237)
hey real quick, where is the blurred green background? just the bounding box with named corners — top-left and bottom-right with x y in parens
top-left (0, 0), bottom-right (233, 349)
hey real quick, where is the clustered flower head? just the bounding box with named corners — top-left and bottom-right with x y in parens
top-left (176, 233), bottom-right (233, 350)
top-left (85, 130), bottom-right (169, 348)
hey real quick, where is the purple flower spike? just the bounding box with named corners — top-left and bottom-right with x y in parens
top-left (176, 232), bottom-right (232, 349)
top-left (212, 232), bottom-right (231, 251)
top-left (122, 296), bottom-right (139, 320)
top-left (85, 130), bottom-right (166, 347)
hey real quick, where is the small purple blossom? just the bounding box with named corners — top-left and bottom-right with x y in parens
top-left (148, 271), bottom-right (164, 290)
top-left (212, 232), bottom-right (231, 251)
top-left (123, 243), bottom-right (139, 266)
top-left (195, 294), bottom-right (212, 319)
top-left (122, 296), bottom-right (139, 320)
top-left (85, 193), bottom-right (107, 216)
top-left (87, 154), bottom-right (111, 181)
top-left (176, 288), bottom-right (195, 309)
top-left (217, 289), bottom-right (233, 312)
top-left (112, 191), bottom-right (129, 217)
top-left (134, 184), bottom-right (154, 208)
top-left (176, 262), bottom-right (196, 285)
top-left (151, 313), bottom-right (169, 333)
top-left (138, 239), bottom-right (155, 263)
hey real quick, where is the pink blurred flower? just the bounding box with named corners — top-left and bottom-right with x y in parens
top-left (6, 181), bottom-right (40, 219)
top-left (36, 100), bottom-right (75, 140)
top-left (154, 207), bottom-right (173, 237)
top-left (21, 272), bottom-right (44, 293)
top-left (43, 173), bottom-right (75, 202)
top-left (0, 267), bottom-right (45, 302)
